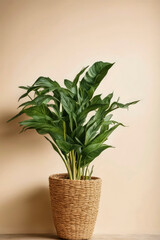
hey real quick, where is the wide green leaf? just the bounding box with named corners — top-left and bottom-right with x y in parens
top-left (85, 118), bottom-right (103, 145)
top-left (56, 140), bottom-right (81, 154)
top-left (78, 103), bottom-right (107, 124)
top-left (64, 79), bottom-right (73, 89)
top-left (23, 105), bottom-right (57, 121)
top-left (81, 144), bottom-right (112, 167)
top-left (91, 123), bottom-right (123, 144)
top-left (33, 76), bottom-right (60, 90)
top-left (80, 61), bottom-right (114, 100)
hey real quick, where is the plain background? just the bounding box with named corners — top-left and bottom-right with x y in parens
top-left (0, 0), bottom-right (160, 235)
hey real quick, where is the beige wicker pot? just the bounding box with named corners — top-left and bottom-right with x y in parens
top-left (49, 173), bottom-right (102, 240)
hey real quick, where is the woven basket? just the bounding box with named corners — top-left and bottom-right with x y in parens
top-left (49, 173), bottom-right (102, 240)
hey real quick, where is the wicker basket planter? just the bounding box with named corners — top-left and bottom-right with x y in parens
top-left (49, 173), bottom-right (102, 240)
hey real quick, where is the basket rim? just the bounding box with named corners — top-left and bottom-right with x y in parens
top-left (49, 173), bottom-right (101, 182)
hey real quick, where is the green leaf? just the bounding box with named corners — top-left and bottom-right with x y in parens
top-left (85, 118), bottom-right (103, 145)
top-left (18, 95), bottom-right (54, 108)
top-left (18, 86), bottom-right (39, 101)
top-left (33, 76), bottom-right (60, 90)
top-left (47, 104), bottom-right (60, 117)
top-left (19, 86), bottom-right (29, 90)
top-left (18, 100), bottom-right (33, 109)
top-left (103, 92), bottom-right (113, 105)
top-left (83, 143), bottom-right (102, 154)
top-left (7, 110), bottom-right (24, 123)
top-left (72, 126), bottom-right (85, 144)
top-left (73, 66), bottom-right (89, 86)
top-left (106, 100), bottom-right (140, 114)
top-left (23, 105), bottom-right (57, 121)
top-left (80, 61), bottom-right (114, 99)
top-left (78, 103), bottom-right (106, 124)
top-left (56, 140), bottom-right (72, 153)
top-left (90, 94), bottom-right (102, 105)
top-left (19, 119), bottom-right (64, 140)
top-left (44, 136), bottom-right (63, 158)
top-left (91, 123), bottom-right (123, 144)
top-left (60, 92), bottom-right (76, 115)
top-left (100, 115), bottom-right (113, 133)
top-left (81, 144), bottom-right (112, 167)
top-left (64, 79), bottom-right (77, 96)
top-left (56, 140), bottom-right (81, 154)
top-left (64, 79), bottom-right (73, 89)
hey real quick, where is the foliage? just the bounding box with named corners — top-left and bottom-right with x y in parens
top-left (8, 61), bottom-right (139, 180)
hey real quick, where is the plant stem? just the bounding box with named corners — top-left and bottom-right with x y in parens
top-left (77, 155), bottom-right (82, 180)
top-left (65, 154), bottom-right (72, 180)
top-left (72, 150), bottom-right (76, 180)
top-left (62, 155), bottom-right (72, 180)
top-left (63, 121), bottom-right (66, 141)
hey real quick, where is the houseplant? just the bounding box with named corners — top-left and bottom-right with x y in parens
top-left (8, 61), bottom-right (138, 239)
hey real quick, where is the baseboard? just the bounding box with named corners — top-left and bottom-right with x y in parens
top-left (0, 234), bottom-right (160, 240)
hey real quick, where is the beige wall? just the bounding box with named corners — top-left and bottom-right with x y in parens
top-left (0, 0), bottom-right (160, 235)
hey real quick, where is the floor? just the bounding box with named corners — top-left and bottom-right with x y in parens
top-left (0, 234), bottom-right (159, 240)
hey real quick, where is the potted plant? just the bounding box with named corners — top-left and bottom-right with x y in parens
top-left (8, 61), bottom-right (138, 240)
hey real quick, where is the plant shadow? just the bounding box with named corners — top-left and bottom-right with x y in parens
top-left (1, 112), bottom-right (42, 151)
top-left (0, 111), bottom-right (50, 166)
top-left (0, 112), bottom-right (57, 235)
top-left (0, 186), bottom-right (56, 235)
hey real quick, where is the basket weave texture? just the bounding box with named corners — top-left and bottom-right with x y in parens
top-left (49, 173), bottom-right (102, 240)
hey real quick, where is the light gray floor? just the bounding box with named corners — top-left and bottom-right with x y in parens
top-left (0, 234), bottom-right (160, 240)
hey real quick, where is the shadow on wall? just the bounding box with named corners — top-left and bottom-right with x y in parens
top-left (1, 112), bottom-right (42, 151)
top-left (0, 112), bottom-right (56, 234)
top-left (0, 111), bottom-right (48, 162)
top-left (0, 187), bottom-right (56, 234)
